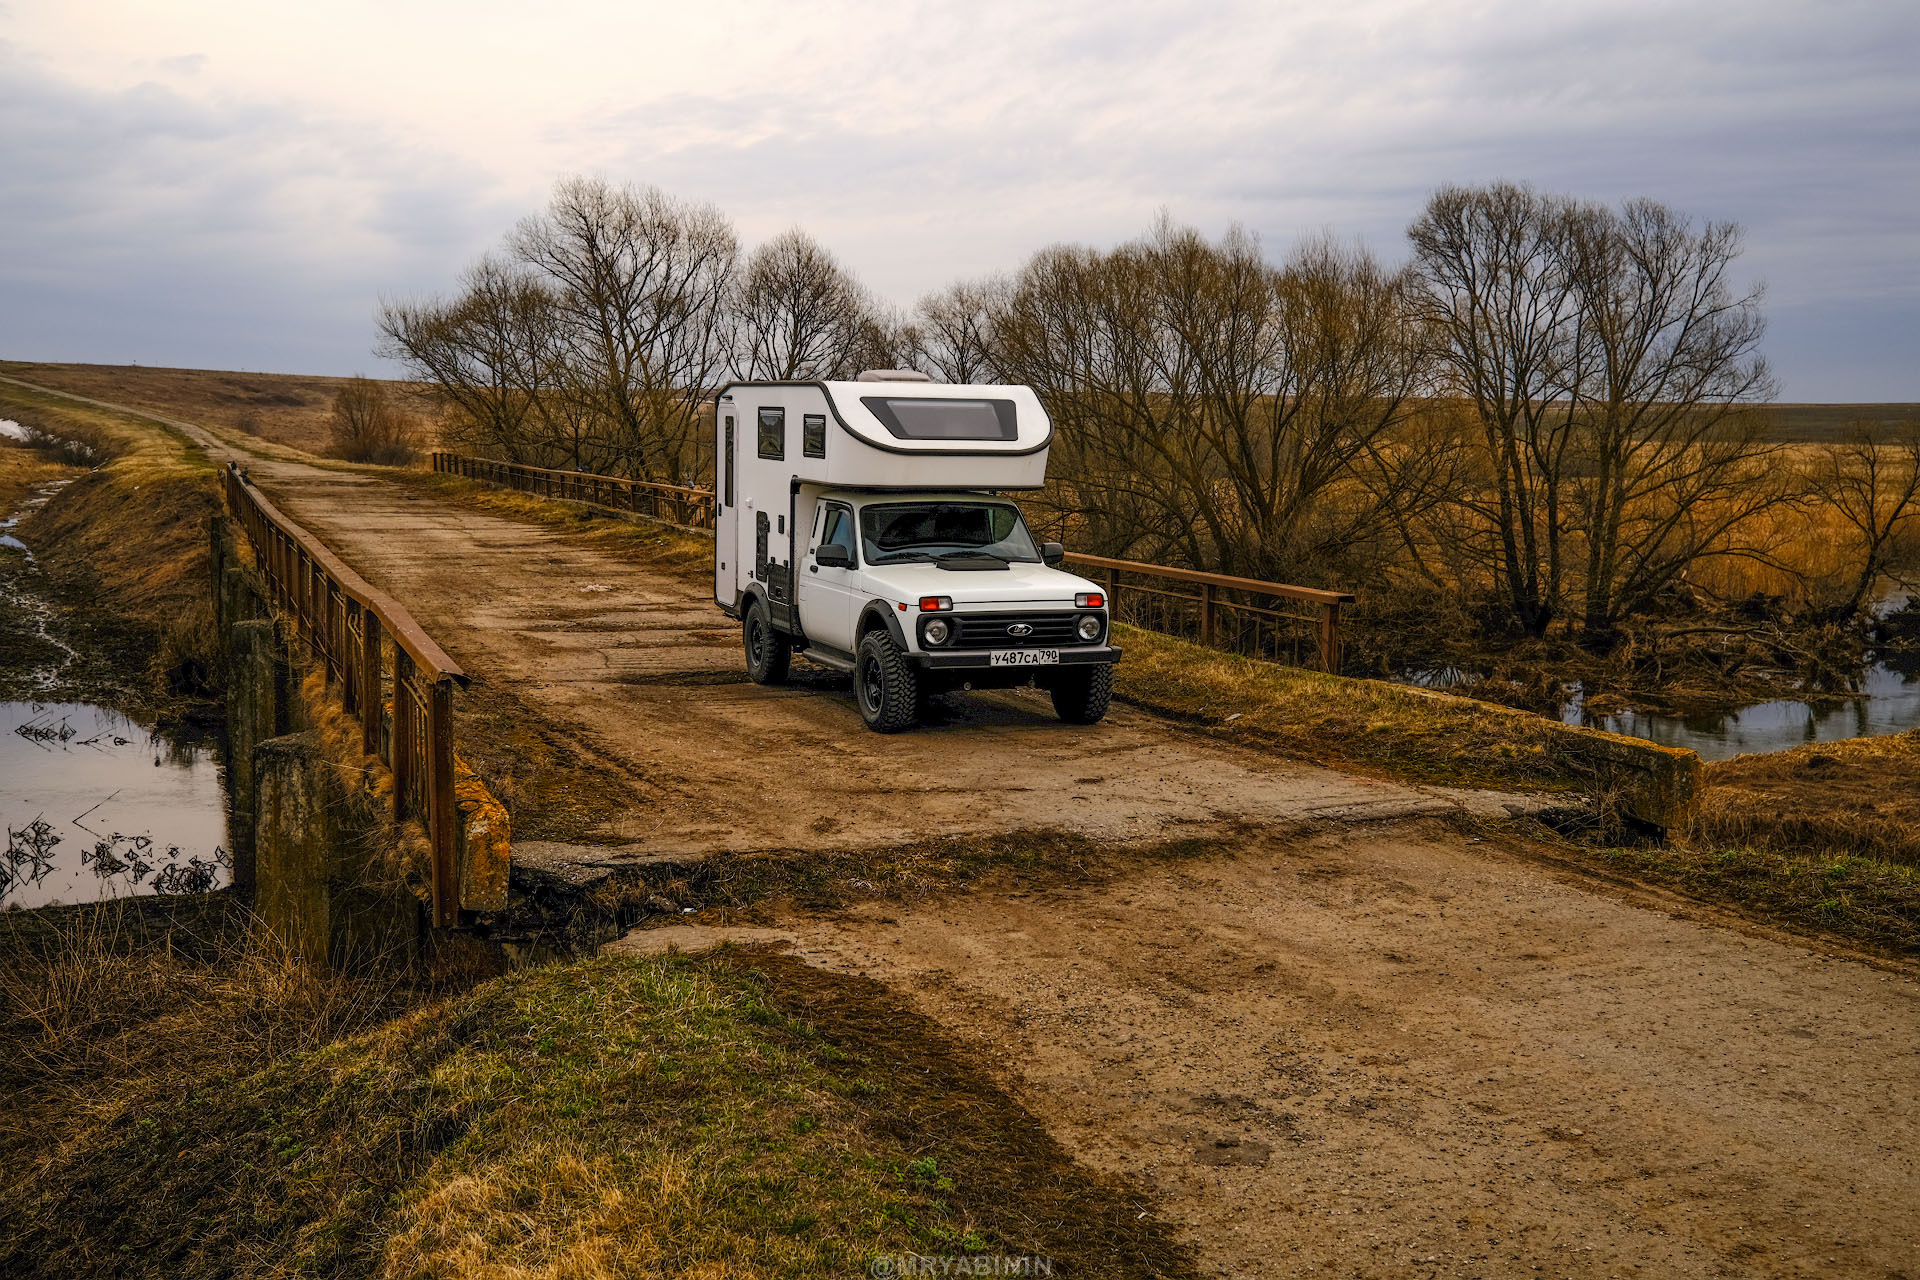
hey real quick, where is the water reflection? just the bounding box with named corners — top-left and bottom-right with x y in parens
top-left (2, 702), bottom-right (230, 909)
top-left (1563, 663), bottom-right (1920, 761)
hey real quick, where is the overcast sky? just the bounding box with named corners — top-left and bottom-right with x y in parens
top-left (1, 0), bottom-right (1913, 399)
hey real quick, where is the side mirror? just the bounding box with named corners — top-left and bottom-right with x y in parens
top-left (1041, 541), bottom-right (1065, 566)
top-left (815, 544), bottom-right (853, 569)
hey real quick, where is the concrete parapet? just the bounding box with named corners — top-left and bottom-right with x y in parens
top-left (253, 730), bottom-right (419, 967)
top-left (223, 618), bottom-right (288, 890)
top-left (455, 755), bottom-right (511, 913)
top-left (1397, 684), bottom-right (1701, 830)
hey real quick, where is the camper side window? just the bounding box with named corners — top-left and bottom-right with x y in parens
top-left (757, 406), bottom-right (785, 459)
top-left (803, 413), bottom-right (826, 459)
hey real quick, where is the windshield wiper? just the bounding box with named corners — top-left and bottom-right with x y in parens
top-left (869, 551), bottom-right (936, 564)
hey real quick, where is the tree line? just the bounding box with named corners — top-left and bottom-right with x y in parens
top-left (381, 176), bottom-right (1919, 661)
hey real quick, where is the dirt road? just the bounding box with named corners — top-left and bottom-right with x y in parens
top-left (620, 825), bottom-right (1920, 1278)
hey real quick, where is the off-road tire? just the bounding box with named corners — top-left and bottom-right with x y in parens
top-left (743, 600), bottom-right (791, 685)
top-left (1050, 663), bottom-right (1114, 724)
top-left (856, 631), bottom-right (920, 732)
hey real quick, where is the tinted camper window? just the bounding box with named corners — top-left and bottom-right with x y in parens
top-left (757, 406), bottom-right (785, 459)
top-left (803, 413), bottom-right (827, 458)
top-left (861, 397), bottom-right (1017, 441)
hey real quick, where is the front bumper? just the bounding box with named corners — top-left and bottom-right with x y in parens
top-left (915, 644), bottom-right (1122, 671)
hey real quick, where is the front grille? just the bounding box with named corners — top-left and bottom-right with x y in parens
top-left (950, 611), bottom-right (1093, 648)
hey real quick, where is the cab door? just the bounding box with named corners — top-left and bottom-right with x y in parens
top-left (798, 501), bottom-right (859, 654)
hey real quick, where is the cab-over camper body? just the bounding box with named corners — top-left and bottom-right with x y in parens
top-left (714, 373), bottom-right (1120, 731)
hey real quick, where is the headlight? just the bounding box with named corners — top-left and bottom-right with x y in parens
top-left (924, 617), bottom-right (952, 646)
top-left (1076, 614), bottom-right (1103, 641)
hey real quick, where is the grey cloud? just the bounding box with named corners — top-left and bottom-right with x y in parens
top-left (0, 48), bottom-right (516, 373)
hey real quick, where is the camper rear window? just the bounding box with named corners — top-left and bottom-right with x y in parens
top-left (861, 397), bottom-right (1017, 441)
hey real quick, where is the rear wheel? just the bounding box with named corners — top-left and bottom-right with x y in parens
top-left (856, 631), bottom-right (920, 732)
top-left (1050, 663), bottom-right (1114, 724)
top-left (743, 600), bottom-right (790, 685)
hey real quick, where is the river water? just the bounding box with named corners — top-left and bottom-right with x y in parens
top-left (1562, 661), bottom-right (1920, 761)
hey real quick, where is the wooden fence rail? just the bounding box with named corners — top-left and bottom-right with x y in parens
top-left (223, 462), bottom-right (469, 927)
top-left (429, 452), bottom-right (1353, 672)
top-left (432, 453), bottom-right (714, 530)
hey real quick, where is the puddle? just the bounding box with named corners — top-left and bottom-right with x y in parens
top-left (2, 702), bottom-right (230, 909)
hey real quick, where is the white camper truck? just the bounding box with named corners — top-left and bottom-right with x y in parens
top-left (712, 371), bottom-right (1121, 732)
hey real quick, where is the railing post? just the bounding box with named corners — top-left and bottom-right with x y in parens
top-left (1107, 567), bottom-right (1120, 621)
top-left (361, 612), bottom-right (383, 757)
top-left (342, 604), bottom-right (360, 714)
top-left (391, 651), bottom-right (414, 823)
top-left (1201, 582), bottom-right (1216, 647)
top-left (1318, 601), bottom-right (1341, 673)
top-left (427, 678), bottom-right (458, 928)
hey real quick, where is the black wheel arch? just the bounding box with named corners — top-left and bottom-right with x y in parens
top-left (857, 600), bottom-right (910, 650)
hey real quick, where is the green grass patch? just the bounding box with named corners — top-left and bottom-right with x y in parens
top-left (1566, 840), bottom-right (1920, 959)
top-left (2, 942), bottom-right (1194, 1280)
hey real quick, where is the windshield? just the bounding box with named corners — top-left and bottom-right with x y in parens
top-left (859, 501), bottom-right (1041, 564)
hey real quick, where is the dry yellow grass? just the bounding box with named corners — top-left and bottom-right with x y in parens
top-left (0, 360), bottom-right (440, 456)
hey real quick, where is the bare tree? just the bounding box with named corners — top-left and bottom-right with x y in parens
top-left (1559, 198), bottom-right (1780, 636)
top-left (991, 219), bottom-right (1426, 582)
top-left (1408, 182), bottom-right (1585, 636)
top-left (509, 177), bottom-right (738, 482)
top-left (379, 258), bottom-right (565, 464)
top-left (736, 229), bottom-right (890, 380)
top-left (906, 279), bottom-right (1005, 383)
top-left (1806, 423), bottom-right (1920, 616)
top-left (326, 376), bottom-right (417, 465)
top-left (1409, 183), bottom-right (1779, 642)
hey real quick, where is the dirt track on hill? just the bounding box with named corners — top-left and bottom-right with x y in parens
top-left (21, 379), bottom-right (1920, 1279)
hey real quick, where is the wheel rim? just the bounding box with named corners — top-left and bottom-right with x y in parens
top-left (859, 652), bottom-right (884, 713)
top-left (747, 615), bottom-right (764, 666)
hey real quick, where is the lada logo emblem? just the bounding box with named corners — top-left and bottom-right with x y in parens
top-left (1007, 623), bottom-right (1034, 637)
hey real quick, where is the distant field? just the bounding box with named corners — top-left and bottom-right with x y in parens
top-left (1, 361), bottom-right (1912, 452)
top-left (1761, 402), bottom-right (1920, 441)
top-left (0, 362), bottom-right (433, 456)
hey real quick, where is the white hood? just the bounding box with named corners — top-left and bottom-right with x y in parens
top-left (862, 560), bottom-right (1098, 609)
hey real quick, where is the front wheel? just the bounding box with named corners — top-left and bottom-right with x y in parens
top-left (743, 600), bottom-right (790, 685)
top-left (855, 631), bottom-right (920, 732)
top-left (1050, 664), bottom-right (1114, 724)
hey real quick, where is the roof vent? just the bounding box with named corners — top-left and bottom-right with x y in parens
top-left (855, 368), bottom-right (933, 383)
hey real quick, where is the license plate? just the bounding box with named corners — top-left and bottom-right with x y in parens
top-left (990, 648), bottom-right (1060, 667)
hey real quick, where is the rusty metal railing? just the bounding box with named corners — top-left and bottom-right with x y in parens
top-left (222, 462), bottom-right (469, 928)
top-left (430, 451), bottom-right (1352, 672)
top-left (431, 453), bottom-right (715, 530)
top-left (1062, 553), bottom-right (1353, 672)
